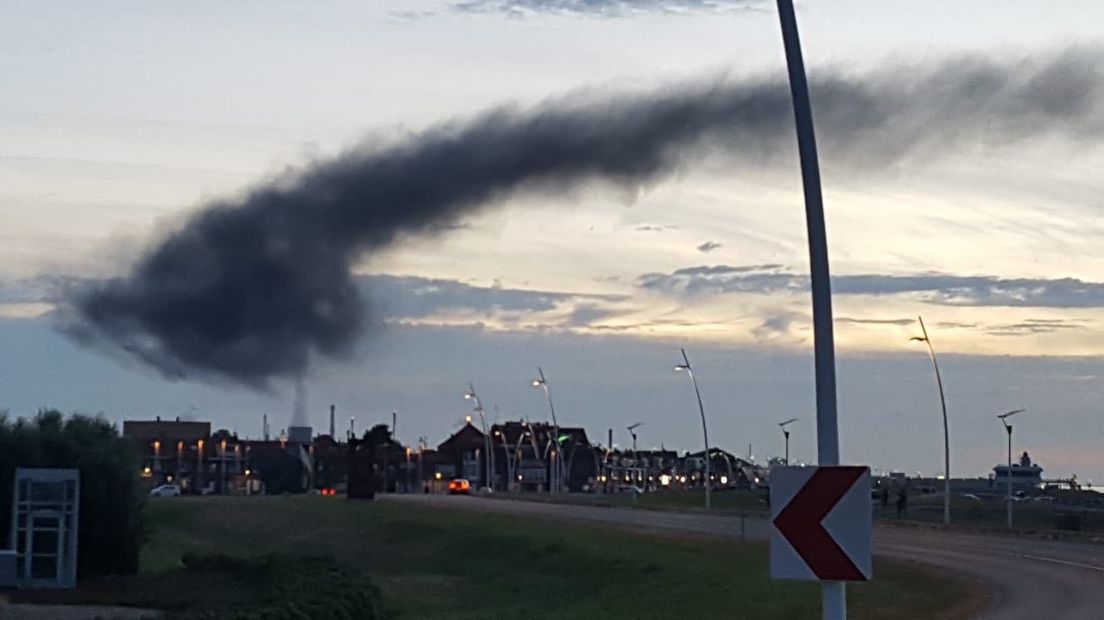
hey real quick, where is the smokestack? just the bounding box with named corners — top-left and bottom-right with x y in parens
top-left (66, 50), bottom-right (1104, 385)
top-left (263, 414), bottom-right (269, 441)
top-left (330, 404), bottom-right (335, 438)
top-left (288, 378), bottom-right (312, 443)
top-left (608, 428), bottom-right (613, 451)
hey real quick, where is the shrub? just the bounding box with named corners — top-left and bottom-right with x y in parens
top-left (0, 410), bottom-right (143, 577)
top-left (182, 553), bottom-right (386, 619)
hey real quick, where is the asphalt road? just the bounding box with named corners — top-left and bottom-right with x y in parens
top-left (386, 494), bottom-right (1104, 619)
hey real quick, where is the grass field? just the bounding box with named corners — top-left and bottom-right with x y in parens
top-left (117, 495), bottom-right (984, 619)
top-left (492, 488), bottom-right (770, 513)
top-left (15, 495), bottom-right (986, 618)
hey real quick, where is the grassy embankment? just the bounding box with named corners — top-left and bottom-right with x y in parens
top-left (21, 496), bottom-right (987, 618)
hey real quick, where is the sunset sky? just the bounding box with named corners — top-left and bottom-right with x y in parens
top-left (3, 1), bottom-right (1104, 484)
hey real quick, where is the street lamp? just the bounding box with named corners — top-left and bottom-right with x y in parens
top-left (494, 430), bottom-right (515, 489)
top-left (674, 348), bottom-right (711, 510)
top-left (779, 418), bottom-right (798, 465)
top-left (626, 423), bottom-right (642, 488)
top-left (531, 368), bottom-right (562, 494)
top-left (463, 384), bottom-right (495, 492)
top-left (910, 315), bottom-right (952, 526)
top-left (997, 408), bottom-right (1025, 529)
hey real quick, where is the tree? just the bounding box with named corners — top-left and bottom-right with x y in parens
top-left (0, 410), bottom-right (143, 576)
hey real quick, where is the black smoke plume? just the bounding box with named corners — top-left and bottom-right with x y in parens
top-left (68, 50), bottom-right (1103, 386)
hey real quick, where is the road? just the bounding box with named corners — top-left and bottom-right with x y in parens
top-left (386, 494), bottom-right (1104, 619)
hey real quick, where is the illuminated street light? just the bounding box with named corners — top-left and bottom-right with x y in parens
top-left (463, 384), bottom-right (495, 492)
top-left (531, 368), bottom-right (563, 494)
top-left (674, 348), bottom-right (711, 510)
top-left (911, 315), bottom-right (952, 526)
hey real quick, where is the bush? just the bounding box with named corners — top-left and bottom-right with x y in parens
top-left (181, 553), bottom-right (385, 620)
top-left (0, 410), bottom-right (143, 577)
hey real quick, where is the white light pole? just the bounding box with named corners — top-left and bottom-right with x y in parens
top-left (675, 348), bottom-right (711, 510)
top-left (997, 408), bottom-right (1025, 529)
top-left (910, 315), bottom-right (952, 526)
top-left (531, 368), bottom-right (562, 494)
top-left (776, 1), bottom-right (843, 617)
top-left (463, 384), bottom-right (495, 492)
top-left (494, 430), bottom-right (514, 489)
top-left (779, 418), bottom-right (799, 465)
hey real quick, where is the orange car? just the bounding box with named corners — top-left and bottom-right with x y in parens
top-left (448, 478), bottom-right (471, 495)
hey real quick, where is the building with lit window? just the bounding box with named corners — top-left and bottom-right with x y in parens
top-left (123, 418), bottom-right (248, 494)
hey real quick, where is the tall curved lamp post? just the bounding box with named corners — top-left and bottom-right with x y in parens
top-left (675, 348), bottom-right (711, 510)
top-left (910, 316), bottom-right (951, 526)
top-left (531, 368), bottom-right (562, 494)
top-left (463, 384), bottom-right (494, 491)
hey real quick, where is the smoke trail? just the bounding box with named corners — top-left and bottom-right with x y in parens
top-left (67, 49), bottom-right (1104, 386)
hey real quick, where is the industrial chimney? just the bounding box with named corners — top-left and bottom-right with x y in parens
top-left (329, 404), bottom-right (335, 438)
top-left (287, 377), bottom-right (312, 444)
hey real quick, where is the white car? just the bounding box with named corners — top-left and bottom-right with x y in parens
top-left (150, 484), bottom-right (181, 497)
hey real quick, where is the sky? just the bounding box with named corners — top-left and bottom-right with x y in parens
top-left (2, 1), bottom-right (1104, 484)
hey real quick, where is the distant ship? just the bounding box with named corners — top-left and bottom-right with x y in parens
top-left (993, 451), bottom-right (1043, 490)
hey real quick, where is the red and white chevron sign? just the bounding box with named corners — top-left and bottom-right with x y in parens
top-left (770, 466), bottom-right (872, 581)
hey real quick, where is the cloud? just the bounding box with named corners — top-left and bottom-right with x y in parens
top-left (634, 224), bottom-right (677, 232)
top-left (935, 321), bottom-right (979, 329)
top-left (752, 312), bottom-right (802, 338)
top-left (983, 319), bottom-right (1087, 337)
top-left (0, 275), bottom-right (82, 305)
top-left (836, 317), bottom-right (914, 326)
top-left (696, 241), bottom-right (722, 253)
top-left (452, 0), bottom-right (762, 18)
top-left (389, 9), bottom-right (437, 23)
top-left (66, 48), bottom-right (1104, 385)
top-left (562, 304), bottom-right (626, 327)
top-left (639, 264), bottom-right (1104, 309)
top-left (361, 274), bottom-right (625, 321)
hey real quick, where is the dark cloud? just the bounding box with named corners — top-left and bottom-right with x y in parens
top-left (453, 0), bottom-right (762, 18)
top-left (696, 241), bottom-right (722, 253)
top-left (639, 264), bottom-right (1104, 309)
top-left (67, 49), bottom-right (1104, 385)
